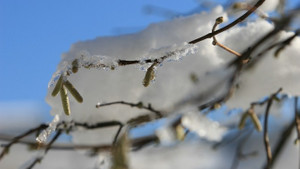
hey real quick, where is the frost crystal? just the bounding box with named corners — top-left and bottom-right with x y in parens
top-left (36, 114), bottom-right (60, 143)
top-left (181, 112), bottom-right (227, 142)
top-left (138, 43), bottom-right (197, 71)
top-left (80, 52), bottom-right (118, 70)
top-left (142, 42), bottom-right (198, 62)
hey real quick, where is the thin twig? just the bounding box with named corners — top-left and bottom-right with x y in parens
top-left (198, 62), bottom-right (242, 111)
top-left (294, 96), bottom-right (300, 169)
top-left (263, 88), bottom-right (282, 169)
top-left (0, 132), bottom-right (159, 153)
top-left (199, 15), bottom-right (291, 112)
top-left (263, 117), bottom-right (295, 169)
top-left (212, 17), bottom-right (242, 57)
top-left (0, 124), bottom-right (48, 161)
top-left (228, 14), bottom-right (293, 69)
top-left (74, 121), bottom-right (124, 145)
top-left (233, 2), bottom-right (269, 20)
top-left (263, 99), bottom-right (273, 168)
top-left (26, 130), bottom-right (62, 169)
top-left (247, 29), bottom-right (300, 69)
top-left (294, 97), bottom-right (300, 143)
top-left (114, 0), bottom-right (265, 67)
top-left (189, 0), bottom-right (265, 44)
top-left (96, 101), bottom-right (163, 118)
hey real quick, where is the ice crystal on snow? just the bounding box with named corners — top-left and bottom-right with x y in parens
top-left (36, 114), bottom-right (60, 143)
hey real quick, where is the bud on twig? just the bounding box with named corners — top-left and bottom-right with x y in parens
top-left (71, 59), bottom-right (79, 73)
top-left (216, 17), bottom-right (224, 24)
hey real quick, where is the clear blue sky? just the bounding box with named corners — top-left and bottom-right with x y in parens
top-left (0, 0), bottom-right (201, 103)
top-left (0, 0), bottom-right (298, 107)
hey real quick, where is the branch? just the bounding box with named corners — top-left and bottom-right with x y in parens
top-left (247, 29), bottom-right (300, 69)
top-left (74, 121), bottom-right (124, 145)
top-left (212, 16), bottom-right (242, 57)
top-left (198, 62), bottom-right (242, 111)
top-left (26, 130), bottom-right (62, 169)
top-left (228, 14), bottom-right (293, 69)
top-left (199, 15), bottom-right (293, 114)
top-left (263, 116), bottom-right (295, 169)
top-left (232, 2), bottom-right (269, 20)
top-left (189, 0), bottom-right (265, 44)
top-left (0, 124), bottom-right (48, 161)
top-left (111, 0), bottom-right (266, 67)
top-left (294, 97), bottom-right (300, 143)
top-left (263, 98), bottom-right (273, 168)
top-left (263, 88), bottom-right (283, 169)
top-left (96, 101), bottom-right (163, 118)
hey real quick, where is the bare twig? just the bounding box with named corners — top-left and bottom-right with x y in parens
top-left (274, 29), bottom-right (300, 57)
top-left (127, 115), bottom-right (152, 127)
top-left (114, 0), bottom-right (265, 67)
top-left (228, 14), bottom-right (293, 69)
top-left (0, 124), bottom-right (48, 161)
top-left (294, 97), bottom-right (300, 143)
top-left (74, 121), bottom-right (124, 145)
top-left (0, 132), bottom-right (159, 153)
top-left (247, 29), bottom-right (300, 69)
top-left (232, 2), bottom-right (269, 20)
top-left (263, 117), bottom-right (295, 169)
top-left (294, 96), bottom-right (300, 169)
top-left (198, 62), bottom-right (242, 111)
top-left (263, 88), bottom-right (283, 169)
top-left (198, 15), bottom-right (292, 113)
top-left (96, 101), bottom-right (163, 118)
top-left (264, 99), bottom-right (273, 168)
top-left (26, 130), bottom-right (62, 169)
top-left (212, 16), bottom-right (242, 57)
top-left (189, 0), bottom-right (265, 44)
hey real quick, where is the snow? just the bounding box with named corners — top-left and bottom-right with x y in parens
top-left (46, 6), bottom-right (230, 145)
top-left (42, 2), bottom-right (300, 169)
top-left (181, 112), bottom-right (227, 142)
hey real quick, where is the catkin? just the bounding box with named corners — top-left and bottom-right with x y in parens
top-left (249, 113), bottom-right (262, 131)
top-left (238, 112), bottom-right (249, 130)
top-left (51, 75), bottom-right (63, 97)
top-left (64, 80), bottom-right (83, 103)
top-left (60, 85), bottom-right (71, 116)
top-left (143, 63), bottom-right (156, 87)
top-left (111, 133), bottom-right (129, 169)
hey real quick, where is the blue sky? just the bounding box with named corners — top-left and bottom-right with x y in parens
top-left (0, 0), bottom-right (298, 112)
top-left (0, 0), bottom-right (201, 104)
